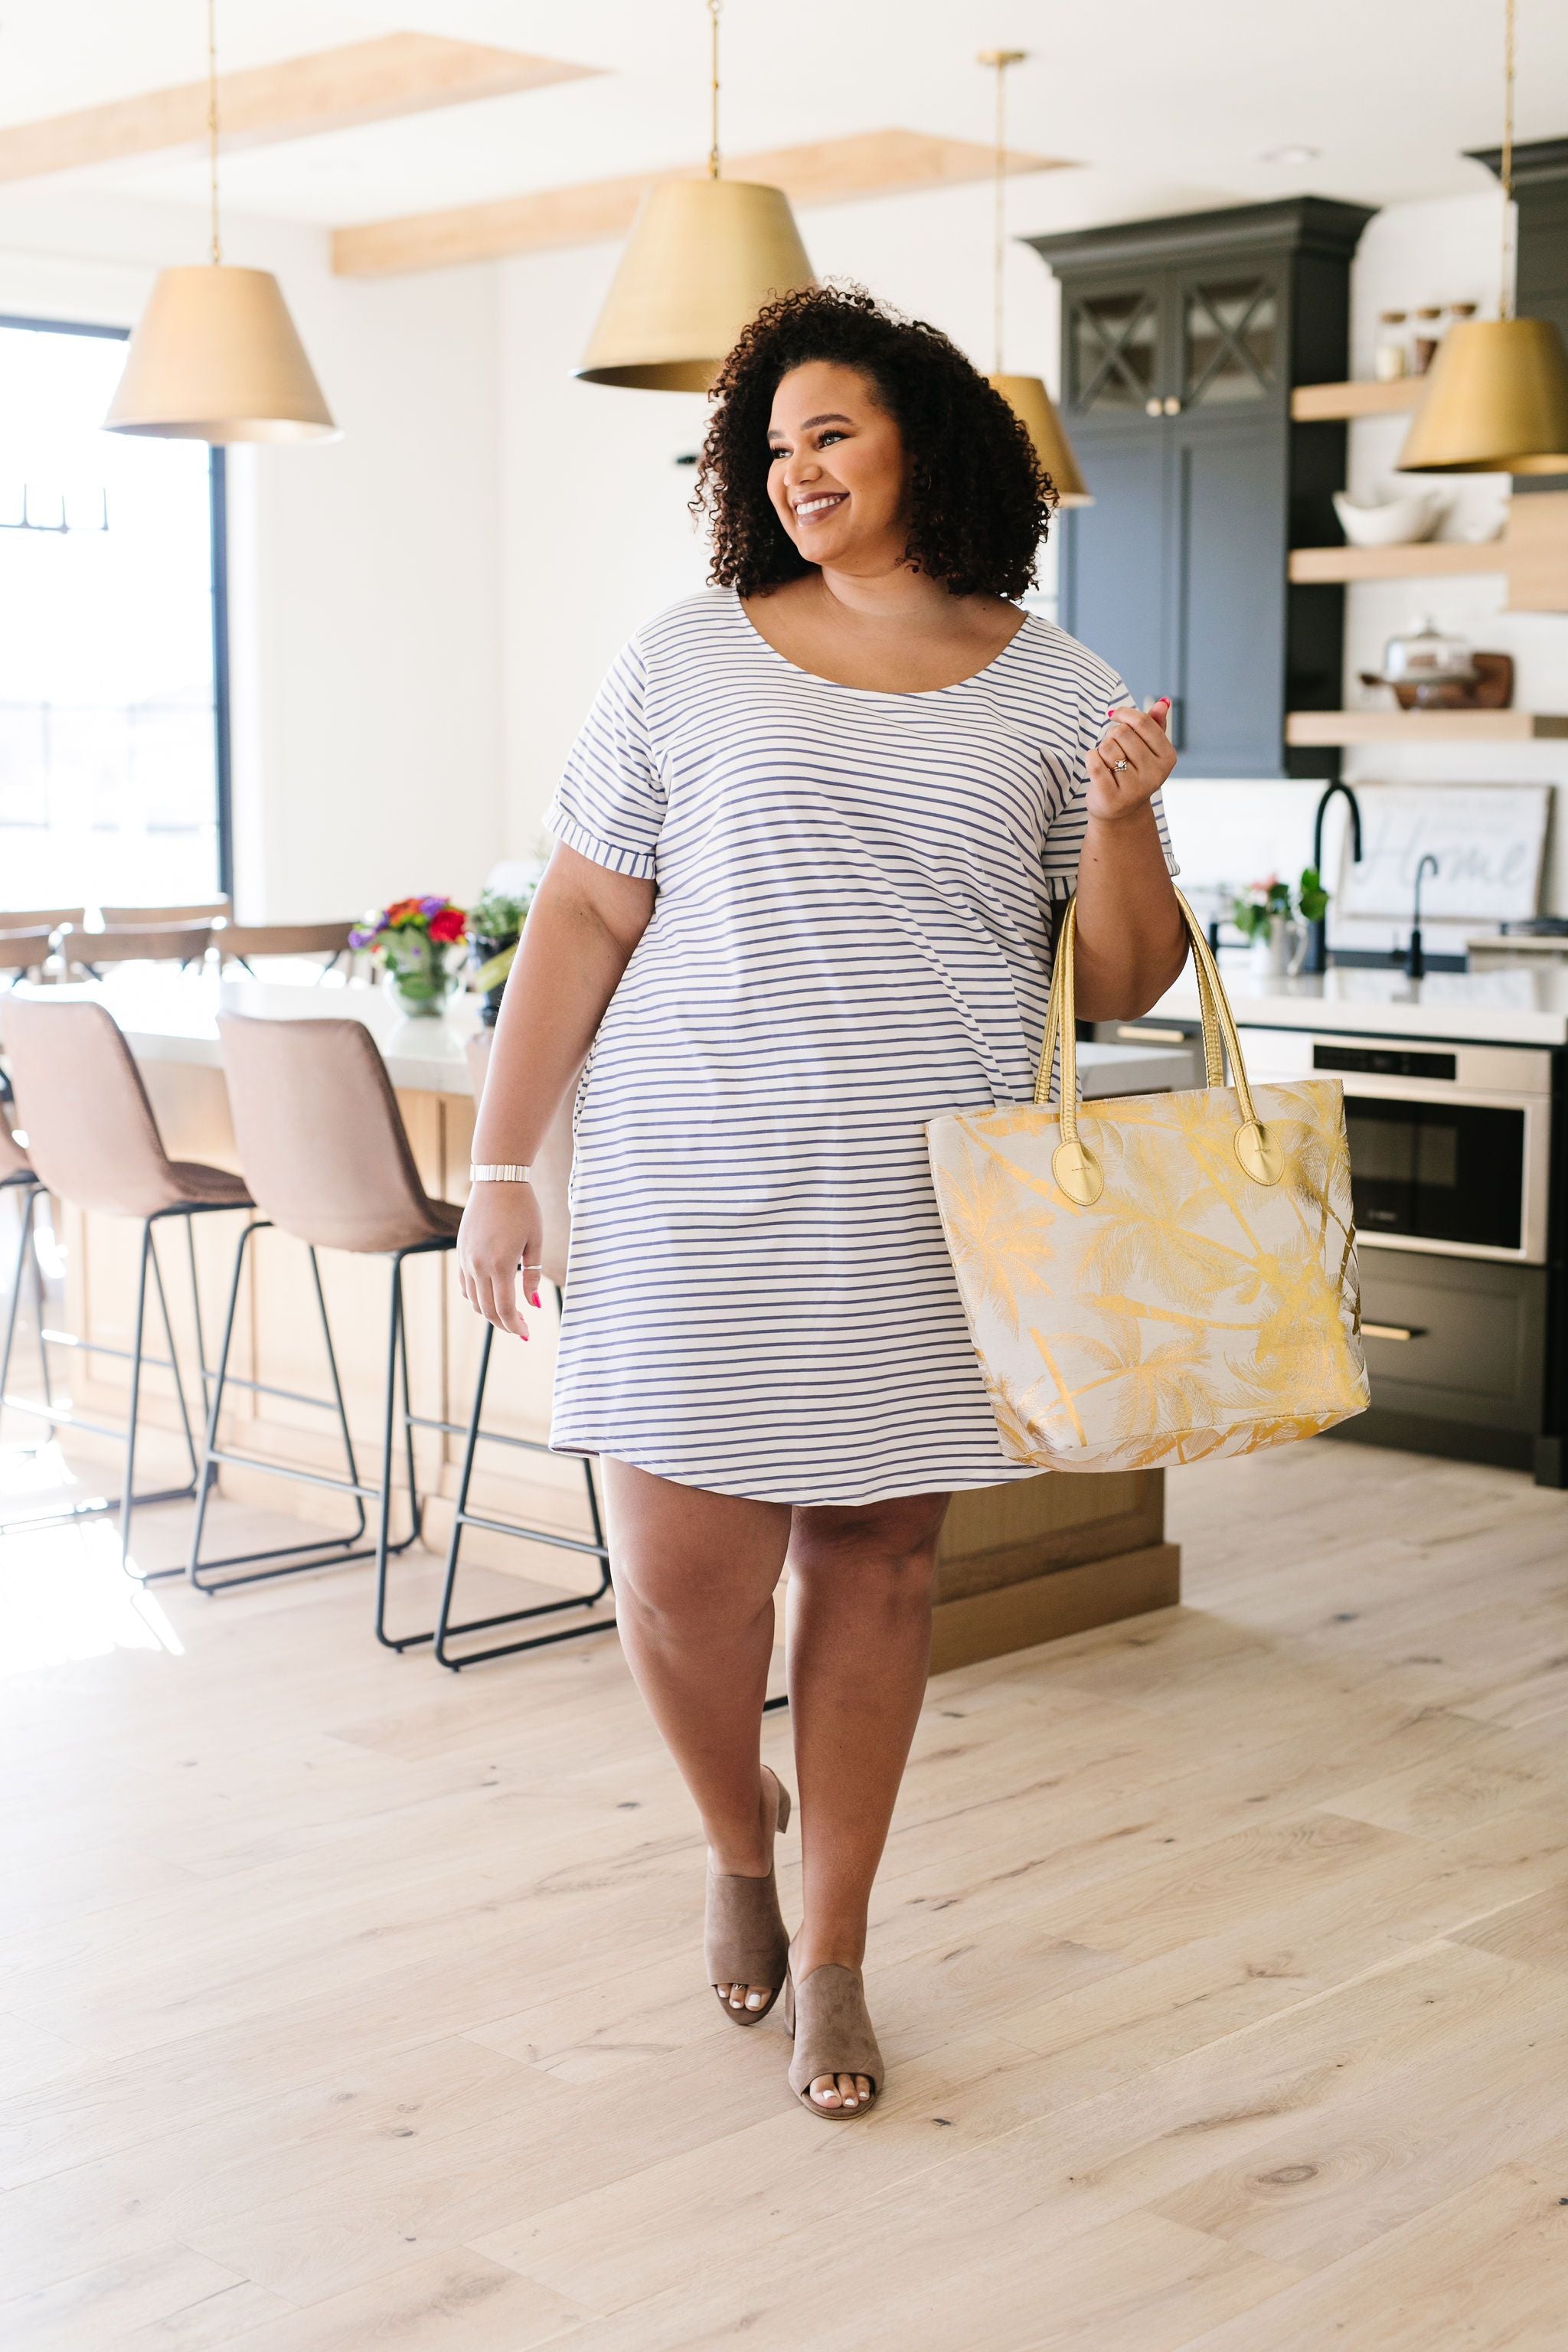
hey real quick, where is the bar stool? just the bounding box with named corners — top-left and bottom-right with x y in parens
top-left (0, 996), bottom-right (251, 1570)
top-left (0, 1101), bottom-right (48, 1438)
top-left (433, 1034), bottom-right (616, 1671)
top-left (54, 923), bottom-right (213, 978)
top-left (100, 899), bottom-right (231, 927)
top-left (188, 1012), bottom-right (461, 1647)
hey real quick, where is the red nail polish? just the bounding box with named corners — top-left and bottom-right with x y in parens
top-left (529, 1292), bottom-right (541, 1308)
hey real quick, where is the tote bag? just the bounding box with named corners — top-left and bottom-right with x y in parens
top-left (926, 892), bottom-right (1369, 1473)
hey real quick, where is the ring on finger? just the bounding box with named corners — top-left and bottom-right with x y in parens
top-left (1113, 757), bottom-right (1131, 772)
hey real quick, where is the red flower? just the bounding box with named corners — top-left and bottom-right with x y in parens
top-left (429, 906), bottom-right (466, 945)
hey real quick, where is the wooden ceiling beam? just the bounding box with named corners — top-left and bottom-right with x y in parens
top-left (0, 34), bottom-right (599, 185)
top-left (332, 129), bottom-right (1065, 278)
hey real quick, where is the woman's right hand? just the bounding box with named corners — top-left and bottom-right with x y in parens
top-left (457, 1183), bottom-right (542, 1339)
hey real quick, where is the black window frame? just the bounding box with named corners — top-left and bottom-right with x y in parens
top-left (0, 309), bottom-right (234, 897)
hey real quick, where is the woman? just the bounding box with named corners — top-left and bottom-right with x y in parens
top-left (459, 283), bottom-right (1185, 2121)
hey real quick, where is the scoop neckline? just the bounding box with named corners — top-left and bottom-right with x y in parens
top-left (731, 587), bottom-right (1035, 701)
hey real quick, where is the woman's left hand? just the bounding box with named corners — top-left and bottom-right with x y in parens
top-left (1086, 696), bottom-right (1176, 822)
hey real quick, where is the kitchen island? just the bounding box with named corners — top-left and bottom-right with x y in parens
top-left (6, 972), bottom-right (1190, 1668)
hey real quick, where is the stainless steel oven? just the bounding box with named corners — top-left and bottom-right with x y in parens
top-left (1236, 1029), bottom-right (1553, 1266)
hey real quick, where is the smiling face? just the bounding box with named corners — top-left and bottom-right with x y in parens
top-left (766, 361), bottom-right (911, 575)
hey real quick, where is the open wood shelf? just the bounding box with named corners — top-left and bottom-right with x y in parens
top-left (1291, 377), bottom-right (1425, 422)
top-left (1288, 540), bottom-right (1507, 584)
top-left (1285, 708), bottom-right (1568, 746)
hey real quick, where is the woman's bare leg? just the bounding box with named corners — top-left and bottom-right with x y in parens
top-left (785, 1491), bottom-right (949, 2108)
top-left (600, 1459), bottom-right (792, 2013)
top-left (601, 1463), bottom-right (949, 2096)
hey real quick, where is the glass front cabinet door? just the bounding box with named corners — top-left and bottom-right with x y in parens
top-left (1033, 199), bottom-right (1373, 780)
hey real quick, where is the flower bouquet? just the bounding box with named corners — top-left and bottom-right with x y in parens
top-left (350, 895), bottom-right (467, 1016)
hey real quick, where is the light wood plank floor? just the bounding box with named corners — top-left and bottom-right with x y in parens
top-left (1, 1434), bottom-right (1565, 2350)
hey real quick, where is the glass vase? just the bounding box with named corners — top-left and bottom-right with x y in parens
top-left (382, 936), bottom-right (459, 1017)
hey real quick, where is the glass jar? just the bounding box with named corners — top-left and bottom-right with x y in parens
top-left (1413, 306), bottom-right (1444, 374)
top-left (1374, 309), bottom-right (1408, 381)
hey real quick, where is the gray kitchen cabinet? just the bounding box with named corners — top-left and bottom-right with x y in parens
top-left (1328, 1248), bottom-right (1550, 1477)
top-left (1027, 198), bottom-right (1372, 779)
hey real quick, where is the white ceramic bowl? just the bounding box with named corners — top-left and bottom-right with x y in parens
top-left (1334, 488), bottom-right (1446, 547)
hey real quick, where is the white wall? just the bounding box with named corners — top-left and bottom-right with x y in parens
top-left (0, 186), bottom-right (505, 920)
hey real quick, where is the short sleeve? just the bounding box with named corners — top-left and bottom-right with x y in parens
top-left (1040, 668), bottom-right (1180, 902)
top-left (544, 636), bottom-right (665, 880)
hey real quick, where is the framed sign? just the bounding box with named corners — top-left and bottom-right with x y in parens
top-left (1337, 786), bottom-right (1550, 923)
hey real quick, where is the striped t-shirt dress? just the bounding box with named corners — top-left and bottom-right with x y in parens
top-left (542, 586), bottom-right (1177, 1508)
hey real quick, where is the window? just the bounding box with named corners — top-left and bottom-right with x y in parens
top-left (0, 315), bottom-right (229, 910)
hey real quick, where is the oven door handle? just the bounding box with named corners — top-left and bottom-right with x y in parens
top-left (1329, 1079), bottom-right (1545, 1111)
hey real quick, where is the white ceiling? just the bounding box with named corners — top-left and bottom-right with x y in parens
top-left (2, 1), bottom-right (1566, 237)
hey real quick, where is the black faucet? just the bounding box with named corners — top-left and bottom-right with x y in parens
top-left (1403, 853), bottom-right (1439, 980)
top-left (1300, 782), bottom-right (1364, 975)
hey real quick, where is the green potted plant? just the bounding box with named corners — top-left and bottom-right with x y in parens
top-left (1296, 864), bottom-right (1331, 975)
top-left (466, 886), bottom-right (533, 1027)
top-left (1230, 876), bottom-right (1298, 979)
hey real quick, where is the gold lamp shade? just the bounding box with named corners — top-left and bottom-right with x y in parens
top-left (577, 178), bottom-right (814, 390)
top-left (1396, 315), bottom-right (1568, 475)
top-left (988, 374), bottom-right (1091, 505)
top-left (104, 265), bottom-right (338, 444)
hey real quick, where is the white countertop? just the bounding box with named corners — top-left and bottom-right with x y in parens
top-left (14, 972), bottom-right (486, 1094)
top-left (4, 971), bottom-right (1191, 1099)
top-left (1153, 953), bottom-right (1568, 1048)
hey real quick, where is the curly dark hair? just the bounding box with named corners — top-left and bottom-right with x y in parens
top-left (692, 281), bottom-right (1055, 602)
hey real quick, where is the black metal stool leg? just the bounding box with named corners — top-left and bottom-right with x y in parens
top-left (308, 1246), bottom-right (369, 1551)
top-left (31, 1191), bottom-right (53, 1409)
top-left (0, 1181), bottom-right (36, 1444)
top-left (147, 1220), bottom-right (203, 1498)
top-left (430, 1285), bottom-right (616, 1671)
top-left (372, 1250), bottom-right (440, 1651)
top-left (187, 1217), bottom-right (253, 1586)
top-left (188, 1223), bottom-right (403, 1592)
top-left (433, 1321), bottom-right (493, 1667)
top-left (2, 1200), bottom-right (234, 1547)
top-left (116, 1223), bottom-right (158, 1581)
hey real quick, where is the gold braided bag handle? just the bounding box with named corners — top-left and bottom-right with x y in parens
top-left (1033, 891), bottom-right (1284, 1205)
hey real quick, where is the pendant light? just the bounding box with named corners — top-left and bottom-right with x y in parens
top-left (1397, 0), bottom-right (1568, 475)
top-left (105, 0), bottom-right (337, 443)
top-left (979, 49), bottom-right (1089, 505)
top-left (576, 0), bottom-right (814, 390)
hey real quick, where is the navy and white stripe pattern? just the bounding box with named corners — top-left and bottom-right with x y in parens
top-left (543, 587), bottom-right (1177, 1507)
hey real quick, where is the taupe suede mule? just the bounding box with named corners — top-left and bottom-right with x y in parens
top-left (704, 1767), bottom-right (792, 2027)
top-left (783, 1960), bottom-right (883, 2120)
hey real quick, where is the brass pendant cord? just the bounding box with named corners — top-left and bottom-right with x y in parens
top-left (707, 0), bottom-right (722, 181)
top-left (992, 60), bottom-right (1004, 375)
top-left (206, 0), bottom-right (221, 266)
top-left (1499, 0), bottom-right (1515, 320)
top-left (980, 50), bottom-right (1024, 377)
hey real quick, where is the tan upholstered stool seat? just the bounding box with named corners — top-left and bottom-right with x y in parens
top-left (2, 998), bottom-right (250, 1220)
top-left (0, 993), bottom-right (253, 1579)
top-left (217, 1013), bottom-right (461, 1255)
